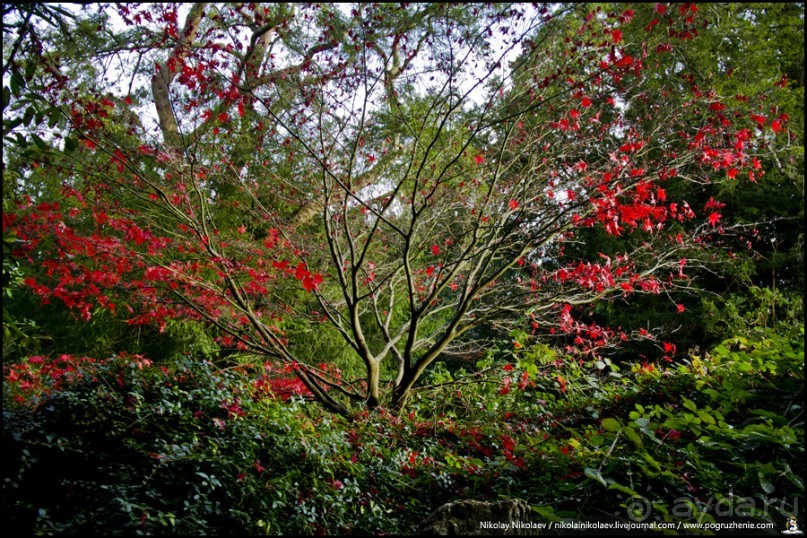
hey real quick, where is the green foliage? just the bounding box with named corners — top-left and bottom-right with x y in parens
top-left (4, 325), bottom-right (802, 534)
top-left (2, 238), bottom-right (39, 359)
top-left (1, 354), bottom-right (454, 534)
top-left (702, 285), bottom-right (804, 341)
top-left (3, 355), bottom-right (383, 535)
top-left (1, 280), bottom-right (219, 365)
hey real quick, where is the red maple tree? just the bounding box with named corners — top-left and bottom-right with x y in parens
top-left (5, 3), bottom-right (777, 415)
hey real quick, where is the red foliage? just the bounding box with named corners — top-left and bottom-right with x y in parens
top-left (3, 3), bottom-right (772, 413)
top-left (3, 353), bottom-right (153, 406)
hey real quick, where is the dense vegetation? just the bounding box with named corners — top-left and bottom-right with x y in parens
top-left (3, 2), bottom-right (803, 535)
top-left (3, 326), bottom-right (803, 534)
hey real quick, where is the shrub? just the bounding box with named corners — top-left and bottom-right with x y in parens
top-left (3, 326), bottom-right (803, 534)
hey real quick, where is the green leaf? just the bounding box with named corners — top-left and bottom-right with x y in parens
top-left (47, 108), bottom-right (61, 128)
top-left (31, 133), bottom-right (48, 151)
top-left (531, 505), bottom-right (563, 523)
top-left (713, 344), bottom-right (730, 357)
top-left (24, 61), bottom-right (36, 82)
top-left (608, 483), bottom-right (639, 497)
top-left (638, 464), bottom-right (658, 478)
top-left (650, 501), bottom-right (670, 516)
top-left (23, 107), bottom-right (34, 127)
top-left (64, 137), bottom-right (77, 153)
top-left (4, 117), bottom-right (23, 131)
top-left (601, 418), bottom-right (622, 432)
top-left (696, 410), bottom-right (715, 425)
top-left (633, 417), bottom-right (650, 428)
top-left (10, 71), bottom-right (21, 97)
top-left (585, 467), bottom-right (608, 487)
top-left (703, 388), bottom-right (720, 401)
top-left (758, 470), bottom-right (776, 494)
top-left (1, 86), bottom-right (9, 109)
top-left (785, 468), bottom-right (804, 491)
top-left (641, 452), bottom-right (661, 471)
top-left (624, 426), bottom-right (643, 447)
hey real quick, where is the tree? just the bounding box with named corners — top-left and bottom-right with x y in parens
top-left (546, 3), bottom-right (804, 355)
top-left (4, 3), bottom-right (786, 416)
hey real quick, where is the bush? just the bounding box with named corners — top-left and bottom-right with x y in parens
top-left (2, 354), bottom-right (449, 535)
top-left (3, 326), bottom-right (803, 534)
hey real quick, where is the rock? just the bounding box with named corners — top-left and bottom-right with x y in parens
top-left (416, 498), bottom-right (543, 535)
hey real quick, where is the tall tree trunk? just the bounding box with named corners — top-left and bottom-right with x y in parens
top-left (151, 3), bottom-right (206, 153)
top-left (366, 359), bottom-right (381, 409)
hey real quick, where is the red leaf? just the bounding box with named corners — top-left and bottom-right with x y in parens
top-left (302, 274), bottom-right (323, 292)
top-left (615, 55), bottom-right (634, 68)
top-left (473, 154), bottom-right (485, 165)
top-left (508, 199), bottom-right (519, 210)
top-left (295, 262), bottom-right (308, 281)
top-left (499, 376), bottom-right (512, 395)
top-left (707, 212), bottom-right (722, 227)
top-left (431, 245), bottom-right (440, 256)
top-left (112, 149), bottom-right (127, 172)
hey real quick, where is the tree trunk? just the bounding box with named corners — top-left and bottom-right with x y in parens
top-left (366, 359), bottom-right (381, 409)
top-left (150, 3), bottom-right (207, 153)
top-left (391, 371), bottom-right (416, 414)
